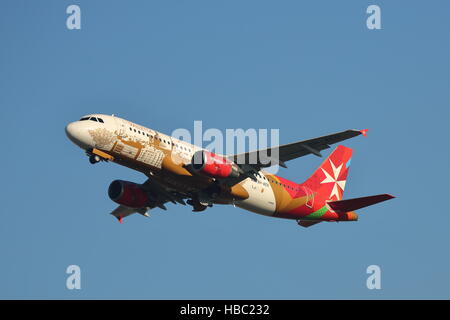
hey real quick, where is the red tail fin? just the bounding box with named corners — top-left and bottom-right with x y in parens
top-left (301, 145), bottom-right (353, 201)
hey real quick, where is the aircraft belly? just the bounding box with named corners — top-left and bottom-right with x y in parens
top-left (235, 179), bottom-right (276, 216)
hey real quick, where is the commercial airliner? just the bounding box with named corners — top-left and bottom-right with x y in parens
top-left (65, 114), bottom-right (394, 227)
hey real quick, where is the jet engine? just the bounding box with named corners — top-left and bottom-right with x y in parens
top-left (191, 151), bottom-right (240, 179)
top-left (108, 180), bottom-right (150, 208)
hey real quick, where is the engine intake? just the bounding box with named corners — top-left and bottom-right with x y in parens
top-left (108, 180), bottom-right (149, 208)
top-left (191, 151), bottom-right (240, 179)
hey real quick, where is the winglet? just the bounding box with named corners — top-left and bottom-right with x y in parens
top-left (360, 129), bottom-right (369, 137)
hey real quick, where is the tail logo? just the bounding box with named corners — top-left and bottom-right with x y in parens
top-left (321, 159), bottom-right (347, 200)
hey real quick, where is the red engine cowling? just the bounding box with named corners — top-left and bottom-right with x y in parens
top-left (108, 180), bottom-right (149, 208)
top-left (191, 151), bottom-right (240, 179)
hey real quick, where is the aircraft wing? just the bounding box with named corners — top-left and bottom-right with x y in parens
top-left (110, 177), bottom-right (187, 222)
top-left (224, 129), bottom-right (366, 185)
top-left (229, 129), bottom-right (366, 168)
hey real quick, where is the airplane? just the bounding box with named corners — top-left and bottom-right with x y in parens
top-left (65, 114), bottom-right (394, 227)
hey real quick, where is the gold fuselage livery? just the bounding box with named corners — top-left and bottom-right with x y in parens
top-left (65, 114), bottom-right (393, 227)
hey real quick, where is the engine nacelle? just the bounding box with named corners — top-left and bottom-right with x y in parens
top-left (191, 151), bottom-right (240, 179)
top-left (108, 180), bottom-right (150, 208)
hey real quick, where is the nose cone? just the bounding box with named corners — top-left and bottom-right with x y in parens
top-left (65, 121), bottom-right (94, 149)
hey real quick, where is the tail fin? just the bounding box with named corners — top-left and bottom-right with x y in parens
top-left (302, 145), bottom-right (353, 201)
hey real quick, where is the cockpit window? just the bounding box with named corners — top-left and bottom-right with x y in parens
top-left (79, 116), bottom-right (104, 123)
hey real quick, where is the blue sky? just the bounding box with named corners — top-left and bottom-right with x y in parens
top-left (1, 0), bottom-right (449, 299)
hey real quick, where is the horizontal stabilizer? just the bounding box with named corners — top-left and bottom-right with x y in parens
top-left (327, 194), bottom-right (395, 213)
top-left (298, 220), bottom-right (322, 228)
top-left (110, 205), bottom-right (150, 223)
